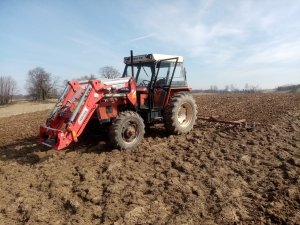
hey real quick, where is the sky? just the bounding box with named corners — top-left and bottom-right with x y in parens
top-left (0, 0), bottom-right (300, 93)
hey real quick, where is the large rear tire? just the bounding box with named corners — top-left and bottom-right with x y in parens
top-left (109, 111), bottom-right (145, 149)
top-left (164, 92), bottom-right (197, 134)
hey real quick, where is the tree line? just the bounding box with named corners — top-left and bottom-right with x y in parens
top-left (276, 84), bottom-right (300, 93)
top-left (0, 66), bottom-right (121, 105)
top-left (194, 83), bottom-right (300, 93)
top-left (193, 83), bottom-right (261, 93)
top-left (1, 67), bottom-right (299, 105)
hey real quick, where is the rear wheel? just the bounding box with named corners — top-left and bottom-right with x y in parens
top-left (164, 92), bottom-right (197, 134)
top-left (109, 111), bottom-right (145, 149)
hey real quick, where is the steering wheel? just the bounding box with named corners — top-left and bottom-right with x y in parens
top-left (140, 80), bottom-right (150, 86)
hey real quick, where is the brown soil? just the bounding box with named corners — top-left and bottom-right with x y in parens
top-left (0, 93), bottom-right (299, 225)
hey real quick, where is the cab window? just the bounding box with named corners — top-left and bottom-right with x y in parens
top-left (123, 64), bottom-right (154, 87)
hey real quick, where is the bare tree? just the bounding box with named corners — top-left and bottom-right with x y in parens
top-left (9, 78), bottom-right (17, 102)
top-left (229, 84), bottom-right (238, 92)
top-left (210, 85), bottom-right (218, 92)
top-left (77, 74), bottom-right (97, 81)
top-left (244, 83), bottom-right (249, 91)
top-left (99, 66), bottom-right (121, 79)
top-left (244, 83), bottom-right (260, 93)
top-left (0, 76), bottom-right (17, 105)
top-left (26, 67), bottom-right (58, 101)
top-left (224, 85), bottom-right (229, 92)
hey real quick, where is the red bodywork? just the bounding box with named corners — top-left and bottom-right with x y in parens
top-left (40, 77), bottom-right (137, 150)
top-left (40, 76), bottom-right (191, 150)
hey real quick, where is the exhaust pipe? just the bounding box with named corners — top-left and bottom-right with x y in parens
top-left (130, 50), bottom-right (134, 77)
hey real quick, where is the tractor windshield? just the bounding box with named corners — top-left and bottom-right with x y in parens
top-left (155, 61), bottom-right (187, 87)
top-left (122, 63), bottom-right (155, 87)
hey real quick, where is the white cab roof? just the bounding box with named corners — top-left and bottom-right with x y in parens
top-left (124, 54), bottom-right (184, 64)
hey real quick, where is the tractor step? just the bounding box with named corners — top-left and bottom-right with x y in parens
top-left (41, 139), bottom-right (55, 148)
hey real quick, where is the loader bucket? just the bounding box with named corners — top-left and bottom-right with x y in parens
top-left (39, 126), bottom-right (71, 150)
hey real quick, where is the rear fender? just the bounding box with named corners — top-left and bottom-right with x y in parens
top-left (164, 87), bottom-right (192, 107)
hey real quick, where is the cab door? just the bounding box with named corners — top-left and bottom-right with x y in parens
top-left (152, 58), bottom-right (179, 108)
top-left (135, 64), bottom-right (154, 109)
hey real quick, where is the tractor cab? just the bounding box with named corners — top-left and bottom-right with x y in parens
top-left (123, 54), bottom-right (187, 89)
top-left (122, 53), bottom-right (191, 123)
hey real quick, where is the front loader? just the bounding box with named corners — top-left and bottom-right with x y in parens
top-left (40, 52), bottom-right (197, 150)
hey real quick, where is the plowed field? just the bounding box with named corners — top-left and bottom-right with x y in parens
top-left (0, 93), bottom-right (299, 225)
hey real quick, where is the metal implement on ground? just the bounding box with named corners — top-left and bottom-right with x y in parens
top-left (40, 51), bottom-right (198, 150)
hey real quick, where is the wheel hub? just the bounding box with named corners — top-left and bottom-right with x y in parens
top-left (177, 103), bottom-right (193, 127)
top-left (124, 126), bottom-right (136, 139)
top-left (122, 122), bottom-right (139, 143)
top-left (178, 107), bottom-right (187, 123)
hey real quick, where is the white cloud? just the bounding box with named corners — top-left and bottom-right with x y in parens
top-left (124, 0), bottom-right (300, 62)
top-left (68, 37), bottom-right (90, 46)
top-left (123, 0), bottom-right (249, 62)
top-left (246, 39), bottom-right (300, 65)
top-left (123, 33), bottom-right (155, 44)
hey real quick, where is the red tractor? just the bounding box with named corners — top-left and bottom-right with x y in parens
top-left (40, 52), bottom-right (197, 150)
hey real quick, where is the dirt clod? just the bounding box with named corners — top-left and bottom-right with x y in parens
top-left (0, 93), bottom-right (300, 225)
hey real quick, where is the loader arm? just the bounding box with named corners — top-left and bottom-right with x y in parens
top-left (40, 77), bottom-right (137, 150)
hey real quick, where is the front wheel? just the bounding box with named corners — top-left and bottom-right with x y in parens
top-left (109, 111), bottom-right (145, 149)
top-left (164, 92), bottom-right (197, 134)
